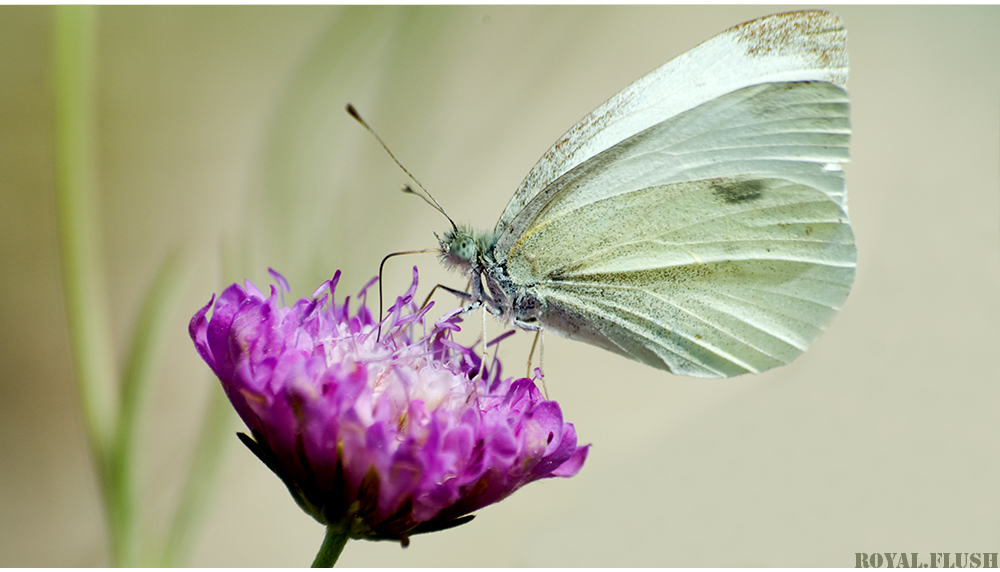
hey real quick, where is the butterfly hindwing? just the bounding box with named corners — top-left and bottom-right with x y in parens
top-left (506, 175), bottom-right (855, 377)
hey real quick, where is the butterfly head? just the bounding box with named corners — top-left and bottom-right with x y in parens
top-left (438, 227), bottom-right (478, 271)
top-left (438, 226), bottom-right (498, 273)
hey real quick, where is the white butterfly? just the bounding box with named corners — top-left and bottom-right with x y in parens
top-left (438, 11), bottom-right (855, 378)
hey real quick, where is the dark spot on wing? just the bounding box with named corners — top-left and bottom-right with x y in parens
top-left (712, 179), bottom-right (765, 204)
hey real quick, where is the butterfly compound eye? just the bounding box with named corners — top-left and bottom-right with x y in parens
top-left (439, 229), bottom-right (478, 267)
top-left (454, 236), bottom-right (476, 261)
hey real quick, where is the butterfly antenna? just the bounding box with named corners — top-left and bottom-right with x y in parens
top-left (400, 185), bottom-right (457, 231)
top-left (346, 103), bottom-right (457, 231)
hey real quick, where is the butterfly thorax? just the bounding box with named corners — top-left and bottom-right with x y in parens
top-left (438, 226), bottom-right (545, 329)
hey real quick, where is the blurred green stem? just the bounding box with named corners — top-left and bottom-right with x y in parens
top-left (161, 383), bottom-right (232, 565)
top-left (53, 5), bottom-right (235, 566)
top-left (53, 5), bottom-right (137, 566)
top-left (118, 248), bottom-right (192, 565)
top-left (52, 4), bottom-right (110, 454)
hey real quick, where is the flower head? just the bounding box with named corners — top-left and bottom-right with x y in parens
top-left (189, 268), bottom-right (588, 545)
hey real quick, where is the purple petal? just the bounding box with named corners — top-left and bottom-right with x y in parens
top-left (552, 442), bottom-right (590, 478)
top-left (268, 268), bottom-right (291, 293)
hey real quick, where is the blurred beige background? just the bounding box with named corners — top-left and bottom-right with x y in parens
top-left (1, 5), bottom-right (997, 567)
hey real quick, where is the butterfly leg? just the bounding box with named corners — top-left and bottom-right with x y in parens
top-left (527, 330), bottom-right (539, 377)
top-left (428, 274), bottom-right (508, 389)
top-left (479, 307), bottom-right (489, 382)
top-left (424, 283), bottom-right (490, 324)
top-left (423, 283), bottom-right (474, 308)
top-left (521, 324), bottom-right (547, 399)
top-left (539, 330), bottom-right (546, 398)
top-left (426, 282), bottom-right (492, 387)
top-left (431, 273), bottom-right (502, 316)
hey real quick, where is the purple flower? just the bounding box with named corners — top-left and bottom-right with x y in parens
top-left (189, 268), bottom-right (588, 546)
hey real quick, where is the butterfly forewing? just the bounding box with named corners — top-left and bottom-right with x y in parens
top-left (495, 10), bottom-right (849, 238)
top-left (496, 80), bottom-right (850, 261)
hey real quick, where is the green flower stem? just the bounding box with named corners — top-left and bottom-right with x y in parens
top-left (118, 249), bottom-right (188, 471)
top-left (160, 384), bottom-right (233, 566)
top-left (52, 4), bottom-right (112, 453)
top-left (312, 525), bottom-right (350, 567)
top-left (53, 5), bottom-right (137, 566)
top-left (115, 247), bottom-right (193, 565)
